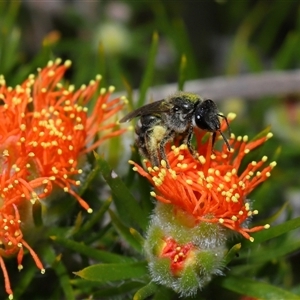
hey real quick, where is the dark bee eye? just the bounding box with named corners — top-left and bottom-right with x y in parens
top-left (174, 105), bottom-right (180, 111)
top-left (195, 100), bottom-right (220, 131)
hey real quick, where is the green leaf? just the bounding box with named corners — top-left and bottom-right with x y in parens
top-left (43, 245), bottom-right (75, 300)
top-left (74, 261), bottom-right (148, 282)
top-left (224, 243), bottom-right (241, 265)
top-left (137, 31), bottom-right (159, 107)
top-left (52, 255), bottom-right (75, 300)
top-left (109, 209), bottom-right (143, 253)
top-left (93, 281), bottom-right (146, 298)
top-left (221, 275), bottom-right (300, 300)
top-left (13, 262), bottom-right (38, 299)
top-left (130, 227), bottom-right (145, 246)
top-left (133, 282), bottom-right (159, 300)
top-left (95, 152), bottom-right (147, 230)
top-left (50, 235), bottom-right (133, 263)
top-left (243, 217), bottom-right (300, 247)
top-left (73, 198), bottom-right (112, 239)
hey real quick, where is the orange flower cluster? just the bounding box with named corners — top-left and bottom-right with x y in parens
top-left (131, 113), bottom-right (276, 241)
top-left (0, 59), bottom-right (125, 298)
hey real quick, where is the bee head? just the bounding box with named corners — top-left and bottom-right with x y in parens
top-left (194, 99), bottom-right (231, 150)
top-left (194, 99), bottom-right (220, 131)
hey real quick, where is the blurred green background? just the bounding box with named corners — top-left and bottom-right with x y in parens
top-left (1, 0), bottom-right (300, 299)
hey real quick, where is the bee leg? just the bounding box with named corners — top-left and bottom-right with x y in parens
top-left (159, 130), bottom-right (175, 168)
top-left (183, 126), bottom-right (197, 158)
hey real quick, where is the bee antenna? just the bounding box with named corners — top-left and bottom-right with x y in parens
top-left (217, 114), bottom-right (231, 151)
top-left (219, 130), bottom-right (231, 151)
top-left (217, 113), bottom-right (231, 136)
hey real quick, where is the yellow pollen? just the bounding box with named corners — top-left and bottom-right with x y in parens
top-left (227, 112), bottom-right (236, 120)
top-left (231, 216), bottom-right (238, 221)
top-left (256, 171), bottom-right (261, 177)
top-left (231, 196), bottom-right (238, 203)
top-left (178, 155), bottom-right (184, 161)
top-left (150, 191), bottom-right (156, 197)
top-left (109, 85), bottom-right (115, 93)
top-left (219, 218), bottom-right (224, 224)
top-left (210, 154), bottom-right (216, 159)
top-left (222, 154), bottom-right (227, 159)
top-left (64, 187), bottom-right (69, 192)
top-left (161, 160), bottom-right (167, 168)
top-left (180, 163), bottom-right (188, 169)
top-left (262, 156), bottom-right (268, 162)
top-left (20, 124), bottom-right (26, 131)
top-left (244, 149), bottom-right (250, 154)
top-left (179, 144), bottom-right (187, 150)
top-left (102, 104), bottom-right (107, 109)
top-left (266, 172), bottom-right (271, 177)
top-left (208, 168), bottom-right (214, 174)
top-left (237, 136), bottom-right (242, 141)
top-left (253, 210), bottom-right (258, 215)
top-left (206, 183), bottom-right (213, 189)
top-left (243, 135), bottom-right (248, 142)
top-left (18, 264), bottom-right (23, 271)
top-left (186, 179), bottom-right (193, 185)
top-left (224, 176), bottom-right (231, 182)
top-left (239, 210), bottom-right (244, 215)
top-left (249, 237), bottom-right (254, 242)
top-left (75, 181), bottom-right (80, 186)
top-left (199, 155), bottom-right (206, 164)
top-left (230, 133), bottom-right (235, 139)
top-left (64, 60), bottom-right (72, 67)
top-left (169, 169), bottom-right (177, 179)
top-left (28, 152), bottom-right (35, 157)
top-left (264, 224), bottom-right (270, 229)
top-left (100, 88), bottom-right (106, 95)
top-left (270, 161), bottom-right (277, 168)
top-left (41, 268), bottom-right (46, 274)
top-left (266, 132), bottom-right (273, 139)
top-left (69, 159), bottom-right (74, 164)
top-left (132, 166), bottom-right (138, 172)
top-left (96, 74), bottom-right (102, 81)
top-left (54, 58), bottom-right (62, 65)
top-left (153, 166), bottom-right (159, 171)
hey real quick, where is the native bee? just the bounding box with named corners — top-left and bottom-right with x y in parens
top-left (120, 92), bottom-right (230, 167)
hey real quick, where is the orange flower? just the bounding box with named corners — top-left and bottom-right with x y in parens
top-left (0, 58), bottom-right (126, 298)
top-left (1, 58), bottom-right (125, 212)
top-left (0, 204), bottom-right (45, 299)
top-left (130, 113), bottom-right (276, 241)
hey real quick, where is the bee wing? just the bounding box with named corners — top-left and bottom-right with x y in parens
top-left (119, 99), bottom-right (171, 123)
